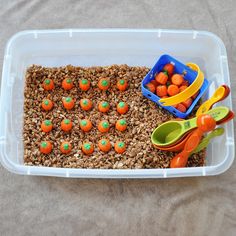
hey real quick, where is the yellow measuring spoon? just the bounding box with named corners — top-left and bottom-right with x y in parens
top-left (151, 106), bottom-right (229, 147)
top-left (196, 86), bottom-right (226, 116)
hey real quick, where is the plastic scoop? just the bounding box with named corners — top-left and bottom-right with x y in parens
top-left (196, 86), bottom-right (227, 116)
top-left (191, 128), bottom-right (224, 154)
top-left (159, 63), bottom-right (204, 106)
top-left (170, 114), bottom-right (216, 168)
top-left (153, 130), bottom-right (195, 152)
top-left (154, 109), bottom-right (234, 152)
top-left (151, 106), bottom-right (229, 147)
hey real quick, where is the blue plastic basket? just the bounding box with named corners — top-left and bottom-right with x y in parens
top-left (141, 54), bottom-right (209, 118)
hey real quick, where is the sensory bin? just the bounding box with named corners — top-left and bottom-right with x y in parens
top-left (23, 64), bottom-right (205, 169)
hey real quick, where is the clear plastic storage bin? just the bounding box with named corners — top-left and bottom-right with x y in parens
top-left (0, 29), bottom-right (234, 178)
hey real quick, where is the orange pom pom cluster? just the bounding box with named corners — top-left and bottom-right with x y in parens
top-left (144, 63), bottom-right (200, 112)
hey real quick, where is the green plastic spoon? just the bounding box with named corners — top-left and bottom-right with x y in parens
top-left (191, 127), bottom-right (224, 154)
top-left (151, 106), bottom-right (229, 147)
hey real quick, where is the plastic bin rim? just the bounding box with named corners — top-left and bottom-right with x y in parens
top-left (0, 147), bottom-right (234, 178)
top-left (5, 29), bottom-right (227, 57)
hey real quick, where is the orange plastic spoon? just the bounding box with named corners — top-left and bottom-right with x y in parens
top-left (170, 114), bottom-right (216, 168)
top-left (216, 110), bottom-right (234, 125)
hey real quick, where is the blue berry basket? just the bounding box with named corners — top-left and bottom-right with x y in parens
top-left (141, 54), bottom-right (209, 119)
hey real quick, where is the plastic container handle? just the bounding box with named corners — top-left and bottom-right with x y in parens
top-left (159, 63), bottom-right (204, 106)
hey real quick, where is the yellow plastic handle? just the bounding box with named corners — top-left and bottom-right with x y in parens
top-left (159, 63), bottom-right (204, 106)
top-left (196, 86), bottom-right (226, 116)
